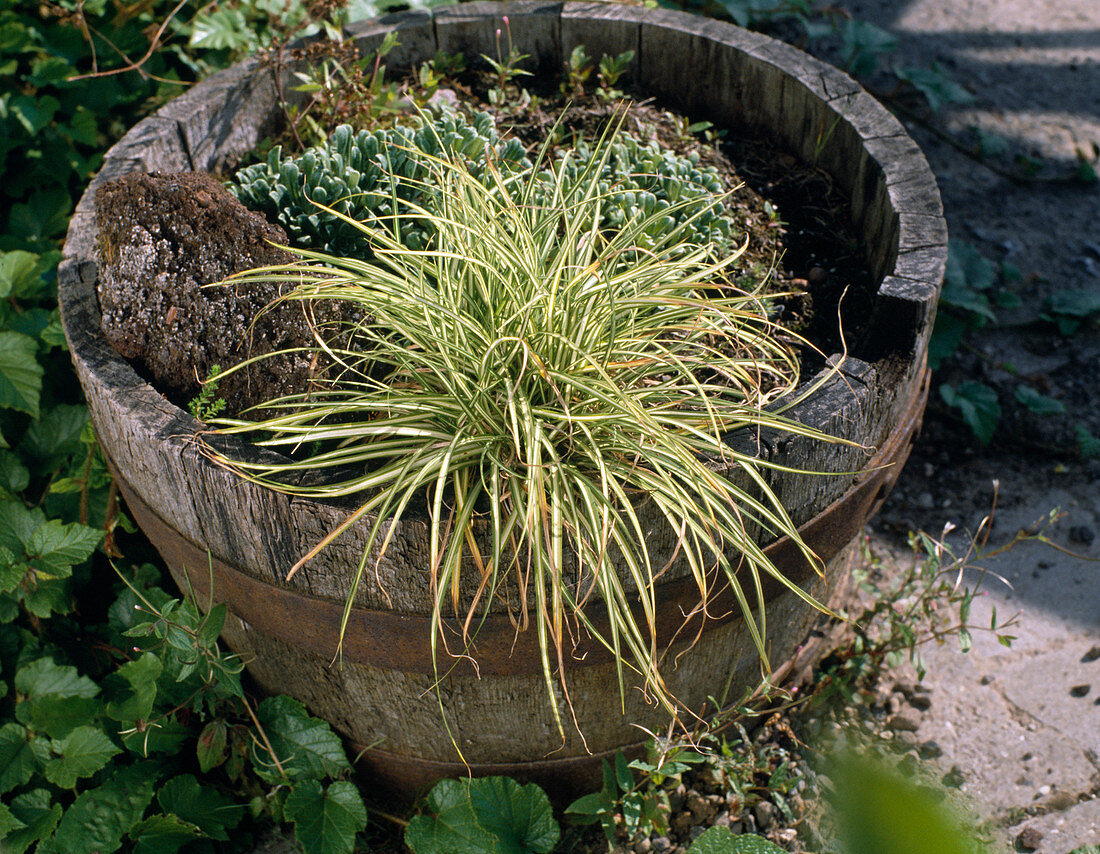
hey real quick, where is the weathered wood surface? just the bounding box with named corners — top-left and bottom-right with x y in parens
top-left (60, 3), bottom-right (946, 774)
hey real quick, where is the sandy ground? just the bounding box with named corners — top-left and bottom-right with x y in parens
top-left (815, 1), bottom-right (1100, 851)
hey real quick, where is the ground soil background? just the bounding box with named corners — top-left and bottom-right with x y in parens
top-left (800, 1), bottom-right (1100, 851)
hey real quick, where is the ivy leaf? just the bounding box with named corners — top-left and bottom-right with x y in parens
top-left (4, 789), bottom-right (63, 854)
top-left (0, 722), bottom-right (49, 794)
top-left (1014, 385), bottom-right (1065, 416)
top-left (254, 695), bottom-right (349, 782)
top-left (43, 725), bottom-right (122, 789)
top-left (157, 774), bottom-right (244, 841)
top-left (104, 652), bottom-right (162, 723)
top-left (129, 813), bottom-right (206, 854)
top-left (940, 381), bottom-right (1000, 445)
top-left (0, 331), bottom-right (44, 417)
top-left (688, 827), bottom-right (787, 853)
top-left (38, 761), bottom-right (157, 854)
top-left (468, 776), bottom-right (559, 854)
top-left (285, 779), bottom-right (368, 854)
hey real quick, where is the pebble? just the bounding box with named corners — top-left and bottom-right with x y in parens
top-left (887, 713), bottom-right (921, 732)
top-left (1016, 825), bottom-right (1043, 850)
top-left (650, 836), bottom-right (672, 853)
top-left (1069, 684), bottom-right (1091, 698)
top-left (634, 840), bottom-right (653, 854)
top-left (908, 693), bottom-right (932, 711)
top-left (753, 801), bottom-right (775, 829)
top-left (917, 492), bottom-right (935, 509)
top-left (919, 740), bottom-right (944, 759)
top-left (1082, 645), bottom-right (1100, 663)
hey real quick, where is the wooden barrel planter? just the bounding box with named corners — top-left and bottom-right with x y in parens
top-left (59, 2), bottom-right (945, 796)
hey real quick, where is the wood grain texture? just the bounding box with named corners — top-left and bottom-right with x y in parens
top-left (61, 3), bottom-right (946, 780)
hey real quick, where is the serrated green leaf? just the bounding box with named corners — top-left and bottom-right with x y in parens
top-left (940, 382), bottom-right (1000, 445)
top-left (0, 546), bottom-right (27, 594)
top-left (4, 789), bottom-right (63, 854)
top-left (38, 761), bottom-right (157, 854)
top-left (14, 656), bottom-right (99, 700)
top-left (129, 813), bottom-right (205, 854)
top-left (285, 779), bottom-right (368, 854)
top-left (27, 517), bottom-right (102, 576)
top-left (405, 779), bottom-right (500, 854)
top-left (104, 652), bottom-right (162, 723)
top-left (20, 575), bottom-right (72, 617)
top-left (255, 695), bottom-right (349, 782)
top-left (0, 449), bottom-right (30, 494)
top-left (1014, 385), bottom-right (1066, 415)
top-left (157, 774), bottom-right (243, 841)
top-left (688, 827), bottom-right (787, 853)
top-left (19, 404), bottom-right (88, 473)
top-left (0, 250), bottom-right (39, 299)
top-left (9, 94), bottom-right (59, 135)
top-left (43, 725), bottom-right (121, 789)
top-left (1075, 424), bottom-right (1100, 459)
top-left (196, 720), bottom-right (228, 773)
top-left (16, 693), bottom-right (101, 739)
top-left (0, 331), bottom-right (44, 417)
top-left (0, 722), bottom-right (49, 794)
top-left (0, 797), bottom-right (26, 835)
top-left (469, 776), bottom-right (559, 854)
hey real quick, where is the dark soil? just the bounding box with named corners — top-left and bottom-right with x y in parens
top-left (95, 172), bottom-right (343, 411)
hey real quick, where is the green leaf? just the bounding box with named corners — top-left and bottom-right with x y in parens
top-left (4, 789), bottom-right (63, 854)
top-left (0, 722), bottom-right (48, 794)
top-left (129, 813), bottom-right (205, 854)
top-left (1014, 385), bottom-right (1065, 415)
top-left (0, 250), bottom-right (40, 299)
top-left (945, 241), bottom-right (997, 293)
top-left (157, 774), bottom-right (243, 841)
top-left (0, 331), bottom-right (44, 417)
top-left (43, 725), bottom-right (122, 789)
top-left (0, 797), bottom-right (26, 836)
top-left (14, 656), bottom-right (99, 700)
top-left (104, 652), bottom-right (162, 723)
top-left (1046, 288), bottom-right (1100, 318)
top-left (16, 693), bottom-right (101, 740)
top-left (841, 20), bottom-right (897, 76)
top-left (405, 779), bottom-right (500, 854)
top-left (940, 382), bottom-right (1000, 445)
top-left (255, 695), bottom-right (350, 782)
top-left (828, 752), bottom-right (983, 854)
top-left (27, 517), bottom-right (102, 577)
top-left (196, 720), bottom-right (228, 772)
top-left (0, 449), bottom-right (30, 495)
top-left (468, 776), bottom-right (559, 854)
top-left (9, 95), bottom-right (59, 135)
top-left (1067, 846), bottom-right (1100, 854)
top-left (19, 404), bottom-right (89, 474)
top-left (285, 779), bottom-right (368, 854)
top-left (894, 64), bottom-right (975, 113)
top-left (38, 761), bottom-right (157, 854)
top-left (1075, 424), bottom-right (1100, 459)
top-left (688, 827), bottom-right (787, 853)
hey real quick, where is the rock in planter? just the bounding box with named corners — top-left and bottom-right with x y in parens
top-left (59, 1), bottom-right (945, 797)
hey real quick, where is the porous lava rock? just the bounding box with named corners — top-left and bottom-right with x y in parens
top-left (95, 171), bottom-right (335, 412)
